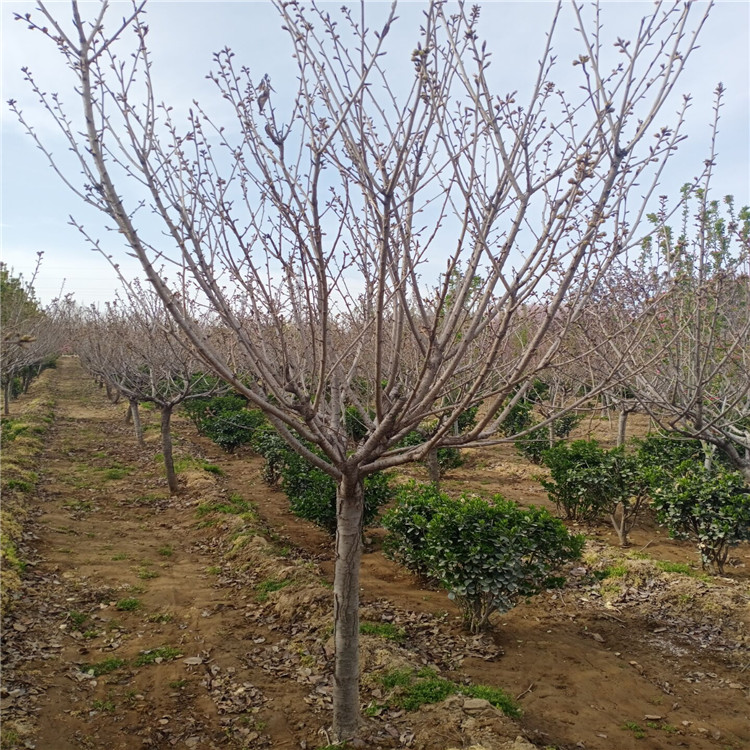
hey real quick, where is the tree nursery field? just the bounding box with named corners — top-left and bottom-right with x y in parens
top-left (1, 357), bottom-right (748, 750)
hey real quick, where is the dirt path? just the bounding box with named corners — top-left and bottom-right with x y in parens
top-left (2, 358), bottom-right (749, 750)
top-left (2, 358), bottom-right (320, 749)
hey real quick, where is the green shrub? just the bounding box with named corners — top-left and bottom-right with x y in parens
top-left (383, 483), bottom-right (583, 632)
top-left (382, 481), bottom-right (450, 577)
top-left (344, 405), bottom-right (370, 442)
top-left (541, 440), bottom-right (623, 522)
top-left (651, 463), bottom-right (750, 574)
top-left (251, 423), bottom-right (290, 484)
top-left (514, 413), bottom-right (583, 465)
top-left (183, 393), bottom-right (266, 452)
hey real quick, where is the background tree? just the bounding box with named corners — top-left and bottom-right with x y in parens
top-left (1, 260), bottom-right (63, 414)
top-left (13, 0), bottom-right (712, 739)
top-left (587, 109), bottom-right (750, 480)
top-left (74, 286), bottom-right (222, 493)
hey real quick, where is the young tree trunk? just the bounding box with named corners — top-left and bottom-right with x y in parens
top-left (129, 399), bottom-right (144, 447)
top-left (617, 409), bottom-right (630, 448)
top-left (424, 447), bottom-right (441, 491)
top-left (160, 405), bottom-right (178, 494)
top-left (609, 504), bottom-right (629, 547)
top-left (3, 381), bottom-right (11, 416)
top-left (332, 473), bottom-right (365, 741)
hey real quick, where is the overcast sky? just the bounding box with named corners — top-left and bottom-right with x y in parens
top-left (1, 0), bottom-right (749, 307)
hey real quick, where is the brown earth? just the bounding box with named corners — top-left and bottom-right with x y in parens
top-left (1, 357), bottom-right (749, 750)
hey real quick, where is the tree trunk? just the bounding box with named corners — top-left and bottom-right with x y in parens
top-left (609, 504), bottom-right (629, 547)
top-left (617, 409), bottom-right (630, 448)
top-left (129, 399), bottom-right (144, 447)
top-left (3, 381), bottom-right (11, 416)
top-left (424, 447), bottom-right (441, 491)
top-left (332, 473), bottom-right (364, 741)
top-left (161, 405), bottom-right (178, 494)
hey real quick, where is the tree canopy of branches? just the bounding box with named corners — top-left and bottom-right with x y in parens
top-left (13, 0), bottom-right (714, 738)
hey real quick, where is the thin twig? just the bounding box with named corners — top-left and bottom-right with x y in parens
top-left (515, 683), bottom-right (535, 700)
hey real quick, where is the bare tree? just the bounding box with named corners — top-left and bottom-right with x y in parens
top-left (12, 0), bottom-right (713, 738)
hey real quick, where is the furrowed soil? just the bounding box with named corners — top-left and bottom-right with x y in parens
top-left (2, 357), bottom-right (749, 750)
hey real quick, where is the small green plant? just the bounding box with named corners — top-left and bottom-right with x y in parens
top-left (136, 565), bottom-right (159, 580)
top-left (115, 597), bottom-right (141, 611)
top-left (461, 684), bottom-right (521, 718)
top-left (655, 560), bottom-right (694, 575)
top-left (82, 657), bottom-right (126, 677)
top-left (148, 612), bottom-right (174, 624)
top-left (359, 621), bottom-right (406, 643)
top-left (377, 668), bottom-right (520, 717)
top-left (196, 493), bottom-right (253, 518)
top-left (111, 552), bottom-right (128, 561)
top-left (168, 679), bottom-right (187, 689)
top-left (622, 721), bottom-right (646, 739)
top-left (255, 578), bottom-right (292, 602)
top-left (134, 646), bottom-right (182, 666)
top-left (397, 676), bottom-right (455, 710)
top-left (92, 699), bottom-right (116, 712)
top-left (206, 565), bottom-right (221, 575)
top-left (68, 610), bottom-right (88, 628)
top-left (157, 545), bottom-right (173, 557)
top-left (4, 479), bottom-right (32, 492)
top-left (103, 467), bottom-right (130, 481)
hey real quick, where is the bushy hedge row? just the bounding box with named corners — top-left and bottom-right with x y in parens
top-left (539, 435), bottom-right (749, 573)
top-left (383, 482), bottom-right (583, 632)
top-left (182, 393), bottom-right (266, 452)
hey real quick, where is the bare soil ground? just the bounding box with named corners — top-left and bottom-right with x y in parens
top-left (2, 357), bottom-right (749, 750)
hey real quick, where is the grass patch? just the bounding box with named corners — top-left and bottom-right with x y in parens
top-left (157, 545), bottom-right (173, 557)
top-left (147, 612), bottom-right (174, 624)
top-left (196, 493), bottom-right (254, 518)
top-left (102, 467), bottom-right (130, 481)
top-left (171, 455), bottom-right (224, 475)
top-left (68, 610), bottom-right (88, 628)
top-left (206, 565), bottom-right (221, 575)
top-left (134, 646), bottom-right (182, 666)
top-left (359, 621), bottom-right (406, 643)
top-left (168, 679), bottom-right (187, 689)
top-left (115, 597), bottom-right (141, 611)
top-left (136, 565), bottom-right (159, 580)
top-left (597, 564), bottom-right (628, 579)
top-left (377, 668), bottom-right (521, 717)
top-left (255, 578), bottom-right (292, 602)
top-left (111, 552), bottom-right (128, 561)
top-left (91, 699), bottom-right (116, 712)
top-left (4, 479), bottom-right (32, 493)
top-left (461, 684), bottom-right (521, 718)
top-left (82, 657), bottom-right (126, 676)
top-left (655, 560), bottom-right (694, 575)
top-left (622, 721), bottom-right (646, 739)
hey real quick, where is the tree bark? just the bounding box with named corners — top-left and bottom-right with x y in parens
top-left (332, 473), bottom-right (364, 741)
top-left (161, 405), bottom-right (178, 494)
top-left (617, 409), bottom-right (630, 448)
top-left (3, 381), bottom-right (11, 416)
top-left (424, 447), bottom-right (441, 491)
top-left (129, 399), bottom-right (144, 447)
